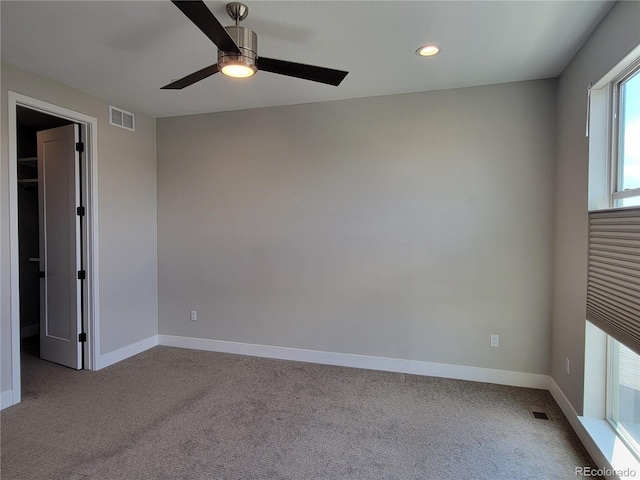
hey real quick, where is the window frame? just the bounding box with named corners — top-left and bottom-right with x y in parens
top-left (610, 61), bottom-right (640, 208)
top-left (606, 336), bottom-right (640, 461)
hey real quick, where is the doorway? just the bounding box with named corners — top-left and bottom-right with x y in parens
top-left (8, 92), bottom-right (99, 407)
top-left (17, 108), bottom-right (75, 366)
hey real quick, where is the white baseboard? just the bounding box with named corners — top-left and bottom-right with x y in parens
top-left (158, 334), bottom-right (550, 389)
top-left (549, 379), bottom-right (608, 467)
top-left (95, 335), bottom-right (158, 370)
top-left (1, 389), bottom-right (14, 410)
top-left (20, 324), bottom-right (39, 339)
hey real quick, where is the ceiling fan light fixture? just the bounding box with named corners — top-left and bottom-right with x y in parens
top-left (221, 63), bottom-right (256, 78)
top-left (218, 25), bottom-right (258, 79)
top-left (416, 45), bottom-right (441, 57)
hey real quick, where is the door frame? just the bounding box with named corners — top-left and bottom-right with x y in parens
top-left (8, 91), bottom-right (100, 406)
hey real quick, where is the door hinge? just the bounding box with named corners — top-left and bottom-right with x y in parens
top-left (77, 270), bottom-right (86, 280)
top-left (79, 333), bottom-right (87, 343)
top-left (77, 206), bottom-right (85, 216)
top-left (75, 142), bottom-right (84, 153)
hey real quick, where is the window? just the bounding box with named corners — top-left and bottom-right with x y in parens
top-left (601, 63), bottom-right (640, 456)
top-left (586, 56), bottom-right (640, 351)
top-left (612, 65), bottom-right (640, 207)
top-left (584, 45), bottom-right (640, 476)
top-left (608, 338), bottom-right (640, 459)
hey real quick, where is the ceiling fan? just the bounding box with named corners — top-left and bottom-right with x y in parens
top-left (162, 0), bottom-right (349, 89)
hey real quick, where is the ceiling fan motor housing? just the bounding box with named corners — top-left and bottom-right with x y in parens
top-left (218, 26), bottom-right (257, 76)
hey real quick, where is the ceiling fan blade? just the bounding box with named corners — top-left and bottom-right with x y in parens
top-left (161, 64), bottom-right (219, 89)
top-left (171, 0), bottom-right (240, 54)
top-left (257, 57), bottom-right (348, 86)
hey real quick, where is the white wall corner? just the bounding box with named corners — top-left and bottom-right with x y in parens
top-left (1, 389), bottom-right (15, 410)
top-left (95, 335), bottom-right (158, 370)
top-left (158, 335), bottom-right (550, 390)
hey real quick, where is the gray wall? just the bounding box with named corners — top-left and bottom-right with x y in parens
top-left (157, 79), bottom-right (557, 374)
top-left (551, 0), bottom-right (640, 413)
top-left (1, 63), bottom-right (158, 394)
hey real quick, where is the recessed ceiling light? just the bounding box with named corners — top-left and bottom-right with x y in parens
top-left (416, 45), bottom-right (441, 57)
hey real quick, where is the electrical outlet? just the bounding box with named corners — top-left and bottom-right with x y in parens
top-left (490, 334), bottom-right (499, 347)
top-left (566, 357), bottom-right (570, 375)
top-left (190, 310), bottom-right (198, 322)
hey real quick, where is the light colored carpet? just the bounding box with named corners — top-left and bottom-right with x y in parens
top-left (2, 345), bottom-right (599, 479)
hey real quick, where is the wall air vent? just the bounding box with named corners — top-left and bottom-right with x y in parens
top-left (109, 105), bottom-right (135, 132)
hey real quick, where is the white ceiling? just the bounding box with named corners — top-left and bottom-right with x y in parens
top-left (1, 0), bottom-right (614, 118)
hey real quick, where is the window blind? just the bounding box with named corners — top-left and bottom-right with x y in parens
top-left (586, 207), bottom-right (640, 355)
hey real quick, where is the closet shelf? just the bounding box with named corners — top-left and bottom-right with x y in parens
top-left (18, 179), bottom-right (38, 184)
top-left (18, 157), bottom-right (38, 168)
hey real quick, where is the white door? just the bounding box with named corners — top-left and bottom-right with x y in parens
top-left (38, 124), bottom-right (83, 369)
